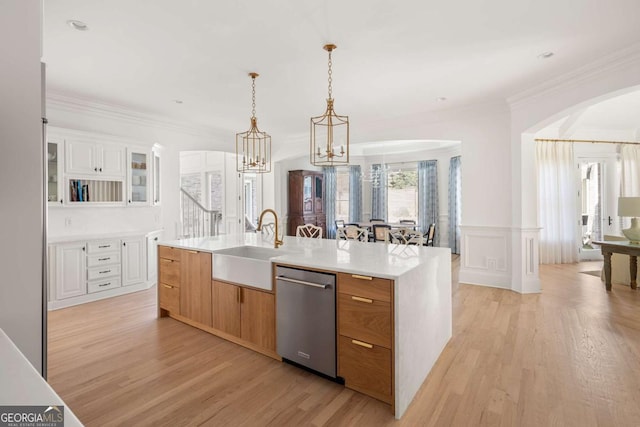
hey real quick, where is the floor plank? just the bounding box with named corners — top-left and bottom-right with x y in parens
top-left (47, 258), bottom-right (640, 426)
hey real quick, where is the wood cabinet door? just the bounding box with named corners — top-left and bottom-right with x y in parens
top-left (240, 288), bottom-right (275, 351)
top-left (212, 280), bottom-right (241, 337)
top-left (180, 251), bottom-right (213, 327)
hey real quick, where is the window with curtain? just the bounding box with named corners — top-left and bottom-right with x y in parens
top-left (336, 169), bottom-right (350, 221)
top-left (387, 164), bottom-right (418, 223)
top-left (349, 165), bottom-right (362, 223)
top-left (536, 141), bottom-right (577, 264)
top-left (323, 167), bottom-right (337, 239)
top-left (448, 156), bottom-right (461, 254)
top-left (418, 160), bottom-right (439, 245)
top-left (371, 164), bottom-right (388, 221)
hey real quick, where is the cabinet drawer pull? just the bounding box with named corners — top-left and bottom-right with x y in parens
top-left (161, 258), bottom-right (174, 263)
top-left (98, 257), bottom-right (110, 261)
top-left (99, 282), bottom-right (111, 287)
top-left (186, 250), bottom-right (198, 254)
top-left (351, 296), bottom-right (373, 304)
top-left (351, 274), bottom-right (372, 281)
top-left (98, 245), bottom-right (111, 249)
top-left (163, 284), bottom-right (173, 289)
top-left (99, 270), bottom-right (111, 274)
top-left (351, 339), bottom-right (373, 349)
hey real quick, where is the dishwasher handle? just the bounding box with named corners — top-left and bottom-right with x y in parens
top-left (276, 276), bottom-right (330, 289)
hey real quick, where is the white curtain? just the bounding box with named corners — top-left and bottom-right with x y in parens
top-left (620, 144), bottom-right (640, 197)
top-left (536, 141), bottom-right (577, 264)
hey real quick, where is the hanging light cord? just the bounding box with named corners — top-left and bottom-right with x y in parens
top-left (251, 75), bottom-right (257, 119)
top-left (327, 49), bottom-right (333, 100)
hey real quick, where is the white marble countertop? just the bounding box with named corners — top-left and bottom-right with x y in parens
top-left (159, 233), bottom-right (450, 279)
top-left (49, 229), bottom-right (163, 244)
top-left (0, 329), bottom-right (83, 426)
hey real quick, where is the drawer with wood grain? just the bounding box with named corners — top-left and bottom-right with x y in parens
top-left (159, 283), bottom-right (180, 313)
top-left (337, 273), bottom-right (392, 302)
top-left (159, 257), bottom-right (181, 287)
top-left (338, 334), bottom-right (392, 404)
top-left (158, 245), bottom-right (183, 262)
top-left (338, 293), bottom-right (392, 348)
top-left (88, 277), bottom-right (121, 293)
top-left (87, 240), bottom-right (120, 254)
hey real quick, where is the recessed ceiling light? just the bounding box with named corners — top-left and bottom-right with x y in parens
top-left (436, 97), bottom-right (447, 102)
top-left (67, 20), bottom-right (89, 31)
top-left (538, 51), bottom-right (554, 59)
top-left (173, 100), bottom-right (183, 104)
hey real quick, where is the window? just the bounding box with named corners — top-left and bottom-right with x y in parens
top-left (336, 169), bottom-right (350, 221)
top-left (386, 165), bottom-right (418, 223)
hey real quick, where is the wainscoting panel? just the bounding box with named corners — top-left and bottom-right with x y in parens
top-left (459, 226), bottom-right (512, 289)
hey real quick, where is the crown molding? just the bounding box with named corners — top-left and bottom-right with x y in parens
top-left (507, 42), bottom-right (640, 110)
top-left (46, 90), bottom-right (227, 139)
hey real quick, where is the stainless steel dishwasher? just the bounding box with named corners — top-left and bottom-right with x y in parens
top-left (276, 265), bottom-right (337, 378)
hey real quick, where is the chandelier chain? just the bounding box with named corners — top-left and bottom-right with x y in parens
top-left (251, 75), bottom-right (256, 118)
top-left (327, 50), bottom-right (333, 99)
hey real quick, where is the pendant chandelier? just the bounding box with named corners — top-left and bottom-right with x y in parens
top-left (310, 44), bottom-right (349, 166)
top-left (236, 72), bottom-right (271, 173)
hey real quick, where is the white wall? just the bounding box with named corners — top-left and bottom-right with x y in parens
top-left (0, 0), bottom-right (44, 372)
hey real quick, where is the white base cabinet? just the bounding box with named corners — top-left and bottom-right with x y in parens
top-left (48, 232), bottom-right (159, 310)
top-left (122, 236), bottom-right (146, 286)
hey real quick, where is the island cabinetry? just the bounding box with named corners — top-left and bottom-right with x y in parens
top-left (158, 245), bottom-right (181, 316)
top-left (180, 250), bottom-right (213, 327)
top-left (212, 280), bottom-right (276, 352)
top-left (337, 272), bottom-right (394, 405)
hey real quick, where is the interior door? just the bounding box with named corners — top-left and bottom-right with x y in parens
top-left (577, 156), bottom-right (619, 261)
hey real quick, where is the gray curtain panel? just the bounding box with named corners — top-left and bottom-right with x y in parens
top-left (349, 165), bottom-right (362, 223)
top-left (418, 160), bottom-right (439, 245)
top-left (323, 166), bottom-right (337, 239)
top-left (448, 156), bottom-right (461, 253)
top-left (371, 164), bottom-right (388, 221)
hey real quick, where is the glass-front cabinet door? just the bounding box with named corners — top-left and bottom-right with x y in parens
top-left (303, 175), bottom-right (313, 214)
top-left (152, 151), bottom-right (160, 206)
top-left (47, 139), bottom-right (63, 205)
top-left (128, 148), bottom-right (150, 206)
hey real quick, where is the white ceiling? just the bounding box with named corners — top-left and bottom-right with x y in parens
top-left (43, 0), bottom-right (640, 147)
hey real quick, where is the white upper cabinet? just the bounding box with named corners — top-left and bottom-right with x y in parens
top-left (65, 139), bottom-right (125, 177)
top-left (127, 147), bottom-right (150, 206)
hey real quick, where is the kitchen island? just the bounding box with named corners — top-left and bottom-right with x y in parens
top-left (158, 233), bottom-right (451, 419)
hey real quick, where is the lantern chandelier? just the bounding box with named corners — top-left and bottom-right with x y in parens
top-left (236, 72), bottom-right (271, 173)
top-left (310, 44), bottom-right (350, 166)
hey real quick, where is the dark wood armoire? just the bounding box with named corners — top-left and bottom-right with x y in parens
top-left (287, 170), bottom-right (326, 237)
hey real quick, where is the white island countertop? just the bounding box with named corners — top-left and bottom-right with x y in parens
top-left (0, 329), bottom-right (83, 426)
top-left (159, 233), bottom-right (452, 419)
top-left (159, 233), bottom-right (447, 280)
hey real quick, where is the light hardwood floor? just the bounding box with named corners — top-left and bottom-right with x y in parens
top-left (47, 259), bottom-right (640, 426)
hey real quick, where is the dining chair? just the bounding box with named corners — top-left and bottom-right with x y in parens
top-left (369, 218), bottom-right (385, 223)
top-left (337, 225), bottom-right (368, 241)
top-left (335, 219), bottom-right (345, 229)
top-left (390, 228), bottom-right (424, 245)
top-left (372, 224), bottom-right (392, 243)
top-left (399, 219), bottom-right (416, 225)
top-left (425, 223), bottom-right (436, 246)
top-left (296, 223), bottom-right (323, 239)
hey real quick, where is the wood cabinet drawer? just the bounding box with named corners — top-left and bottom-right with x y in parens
top-left (338, 335), bottom-right (392, 404)
top-left (159, 283), bottom-right (180, 313)
top-left (159, 257), bottom-right (180, 287)
top-left (87, 240), bottom-right (120, 254)
top-left (158, 245), bottom-right (182, 261)
top-left (338, 293), bottom-right (391, 348)
top-left (87, 252), bottom-right (121, 267)
top-left (88, 277), bottom-right (121, 293)
top-left (338, 273), bottom-right (392, 302)
top-left (87, 264), bottom-right (121, 281)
